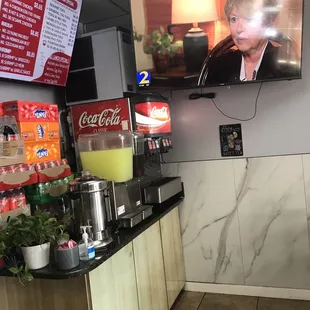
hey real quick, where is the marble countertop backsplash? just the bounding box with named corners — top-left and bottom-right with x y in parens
top-left (163, 154), bottom-right (310, 290)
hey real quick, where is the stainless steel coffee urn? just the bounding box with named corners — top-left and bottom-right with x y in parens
top-left (68, 171), bottom-right (113, 249)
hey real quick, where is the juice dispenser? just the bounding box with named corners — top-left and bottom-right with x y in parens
top-left (78, 132), bottom-right (133, 183)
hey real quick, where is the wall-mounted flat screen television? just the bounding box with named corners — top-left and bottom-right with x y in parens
top-left (0, 0), bottom-right (82, 87)
top-left (131, 0), bottom-right (304, 90)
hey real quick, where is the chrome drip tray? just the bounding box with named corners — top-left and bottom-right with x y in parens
top-left (119, 205), bottom-right (153, 228)
top-left (143, 177), bottom-right (182, 204)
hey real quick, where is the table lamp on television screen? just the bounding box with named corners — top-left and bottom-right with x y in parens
top-left (172, 0), bottom-right (218, 73)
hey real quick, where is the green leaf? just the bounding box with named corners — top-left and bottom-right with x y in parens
top-left (152, 30), bottom-right (161, 40)
top-left (9, 264), bottom-right (34, 285)
top-left (143, 45), bottom-right (153, 54)
top-left (8, 266), bottom-right (19, 274)
top-left (160, 25), bottom-right (165, 34)
top-left (23, 273), bottom-right (34, 282)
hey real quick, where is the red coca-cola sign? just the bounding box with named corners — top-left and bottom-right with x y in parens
top-left (71, 99), bottom-right (131, 141)
top-left (134, 102), bottom-right (172, 135)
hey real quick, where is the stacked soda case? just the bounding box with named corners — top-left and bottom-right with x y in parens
top-left (0, 159), bottom-right (71, 192)
top-left (2, 101), bottom-right (61, 163)
top-left (25, 175), bottom-right (74, 205)
top-left (0, 188), bottom-right (27, 213)
top-left (0, 163), bottom-right (38, 191)
top-left (35, 159), bottom-right (71, 183)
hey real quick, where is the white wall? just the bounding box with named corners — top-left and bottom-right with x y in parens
top-left (165, 1), bottom-right (309, 163)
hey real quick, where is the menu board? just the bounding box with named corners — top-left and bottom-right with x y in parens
top-left (0, 0), bottom-right (82, 86)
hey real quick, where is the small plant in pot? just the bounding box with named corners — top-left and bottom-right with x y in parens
top-left (143, 26), bottom-right (180, 73)
top-left (6, 211), bottom-right (69, 271)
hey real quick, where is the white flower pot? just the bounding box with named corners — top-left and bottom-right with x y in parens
top-left (21, 243), bottom-right (50, 270)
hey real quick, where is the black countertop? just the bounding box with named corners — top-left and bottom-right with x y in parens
top-left (1, 197), bottom-right (183, 280)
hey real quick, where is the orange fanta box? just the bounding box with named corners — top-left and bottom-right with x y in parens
top-left (24, 142), bottom-right (61, 163)
top-left (18, 122), bottom-right (48, 143)
top-left (2, 101), bottom-right (58, 122)
top-left (18, 122), bottom-right (60, 143)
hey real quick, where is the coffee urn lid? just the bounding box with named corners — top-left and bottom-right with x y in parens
top-left (69, 171), bottom-right (108, 193)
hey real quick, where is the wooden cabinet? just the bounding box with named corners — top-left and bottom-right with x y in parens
top-left (0, 206), bottom-right (185, 310)
top-left (160, 207), bottom-right (186, 308)
top-left (88, 243), bottom-right (139, 310)
top-left (133, 222), bottom-right (169, 310)
top-left (0, 276), bottom-right (89, 310)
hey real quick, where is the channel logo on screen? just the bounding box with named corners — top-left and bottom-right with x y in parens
top-left (137, 71), bottom-right (151, 87)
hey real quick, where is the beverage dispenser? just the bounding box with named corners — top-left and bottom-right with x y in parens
top-left (69, 95), bottom-right (183, 229)
top-left (78, 131), bottom-right (133, 183)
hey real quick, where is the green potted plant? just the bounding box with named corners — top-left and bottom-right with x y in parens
top-left (143, 26), bottom-right (180, 73)
top-left (6, 211), bottom-right (69, 270)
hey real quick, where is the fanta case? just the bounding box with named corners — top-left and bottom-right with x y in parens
top-left (24, 142), bottom-right (61, 163)
top-left (2, 101), bottom-right (58, 122)
top-left (18, 122), bottom-right (60, 143)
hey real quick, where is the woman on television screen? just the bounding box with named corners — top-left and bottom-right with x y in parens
top-left (199, 0), bottom-right (301, 86)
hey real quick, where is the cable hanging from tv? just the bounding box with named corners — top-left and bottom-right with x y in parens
top-left (189, 82), bottom-right (263, 122)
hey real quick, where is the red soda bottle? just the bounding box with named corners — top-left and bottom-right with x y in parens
top-left (8, 189), bottom-right (18, 211)
top-left (0, 191), bottom-right (10, 213)
top-left (15, 188), bottom-right (26, 209)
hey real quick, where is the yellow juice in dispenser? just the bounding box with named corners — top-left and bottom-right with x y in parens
top-left (80, 147), bottom-right (133, 182)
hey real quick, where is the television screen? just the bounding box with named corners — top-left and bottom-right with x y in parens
top-left (0, 0), bottom-right (82, 86)
top-left (131, 0), bottom-right (304, 90)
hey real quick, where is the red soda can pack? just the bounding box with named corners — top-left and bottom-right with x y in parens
top-left (0, 188), bottom-right (26, 213)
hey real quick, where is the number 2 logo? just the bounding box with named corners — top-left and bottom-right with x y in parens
top-left (137, 71), bottom-right (151, 86)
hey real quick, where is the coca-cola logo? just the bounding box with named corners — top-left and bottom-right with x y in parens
top-left (78, 108), bottom-right (122, 129)
top-left (150, 106), bottom-right (169, 121)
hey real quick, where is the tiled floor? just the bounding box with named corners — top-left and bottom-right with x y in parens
top-left (172, 291), bottom-right (310, 310)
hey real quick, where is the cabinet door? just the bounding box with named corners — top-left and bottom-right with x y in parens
top-left (133, 222), bottom-right (168, 310)
top-left (88, 242), bottom-right (139, 310)
top-left (0, 276), bottom-right (90, 310)
top-left (160, 207), bottom-right (185, 308)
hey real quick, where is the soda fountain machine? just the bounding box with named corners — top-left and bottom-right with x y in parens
top-left (69, 94), bottom-right (183, 233)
